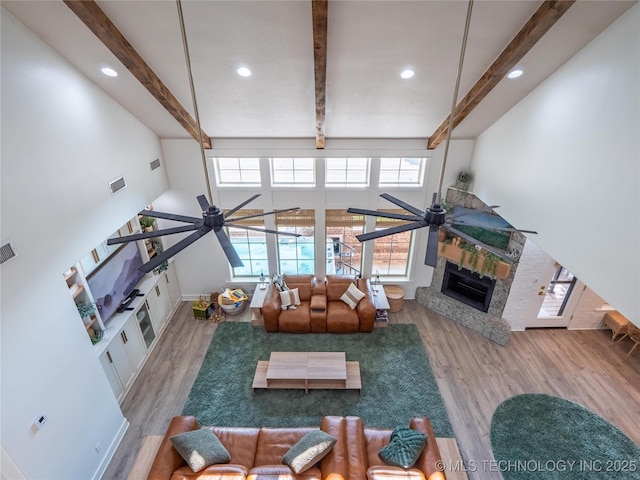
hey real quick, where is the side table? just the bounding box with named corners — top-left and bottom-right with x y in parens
top-left (384, 285), bottom-right (405, 312)
top-left (250, 284), bottom-right (269, 327)
top-left (373, 290), bottom-right (390, 328)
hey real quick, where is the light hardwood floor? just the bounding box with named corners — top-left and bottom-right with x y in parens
top-left (103, 300), bottom-right (640, 480)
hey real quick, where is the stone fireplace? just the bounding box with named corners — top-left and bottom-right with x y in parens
top-left (415, 189), bottom-right (525, 346)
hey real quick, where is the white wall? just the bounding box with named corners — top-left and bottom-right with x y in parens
top-left (470, 4), bottom-right (639, 325)
top-left (0, 11), bottom-right (168, 479)
top-left (158, 138), bottom-right (475, 299)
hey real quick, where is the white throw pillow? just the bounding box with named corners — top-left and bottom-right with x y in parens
top-left (280, 288), bottom-right (301, 310)
top-left (340, 282), bottom-right (365, 309)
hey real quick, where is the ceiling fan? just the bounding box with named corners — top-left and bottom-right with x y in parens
top-left (108, 1), bottom-right (301, 273)
top-left (107, 194), bottom-right (300, 274)
top-left (347, 0), bottom-right (535, 268)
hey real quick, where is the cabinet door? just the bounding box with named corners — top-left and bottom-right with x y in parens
top-left (99, 351), bottom-right (125, 403)
top-left (106, 331), bottom-right (137, 392)
top-left (121, 315), bottom-right (146, 376)
top-left (165, 263), bottom-right (182, 311)
top-left (135, 302), bottom-right (156, 349)
top-left (146, 279), bottom-right (171, 334)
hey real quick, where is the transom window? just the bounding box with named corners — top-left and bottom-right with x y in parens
top-left (325, 157), bottom-right (369, 186)
top-left (275, 209), bottom-right (315, 274)
top-left (215, 158), bottom-right (261, 186)
top-left (379, 157), bottom-right (425, 186)
top-left (271, 158), bottom-right (315, 186)
top-left (372, 210), bottom-right (413, 276)
top-left (224, 209), bottom-right (268, 278)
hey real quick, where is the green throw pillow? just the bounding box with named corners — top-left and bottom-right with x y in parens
top-left (282, 430), bottom-right (337, 474)
top-left (379, 426), bottom-right (428, 469)
top-left (170, 428), bottom-right (231, 472)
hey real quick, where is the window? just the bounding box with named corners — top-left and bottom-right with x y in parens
top-left (271, 158), bottom-right (315, 186)
top-left (325, 157), bottom-right (369, 186)
top-left (215, 158), bottom-right (261, 185)
top-left (224, 209), bottom-right (268, 277)
top-left (275, 209), bottom-right (315, 274)
top-left (326, 209), bottom-right (365, 276)
top-left (372, 210), bottom-right (413, 276)
top-left (379, 157), bottom-right (425, 186)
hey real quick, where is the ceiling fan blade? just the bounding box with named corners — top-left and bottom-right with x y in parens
top-left (448, 222), bottom-right (538, 234)
top-left (224, 194), bottom-right (261, 219)
top-left (225, 224), bottom-right (301, 237)
top-left (425, 225), bottom-right (440, 267)
top-left (196, 195), bottom-right (211, 211)
top-left (356, 221), bottom-right (427, 242)
top-left (347, 207), bottom-right (421, 222)
top-left (107, 224), bottom-right (201, 245)
top-left (379, 193), bottom-right (424, 216)
top-left (446, 226), bottom-right (512, 262)
top-left (140, 209), bottom-right (202, 224)
top-left (226, 206), bottom-right (301, 222)
top-left (447, 205), bottom-right (500, 221)
top-left (214, 229), bottom-right (244, 267)
top-left (138, 227), bottom-right (211, 274)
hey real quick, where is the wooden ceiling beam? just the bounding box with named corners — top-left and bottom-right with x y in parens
top-left (312, 0), bottom-right (328, 149)
top-left (64, 0), bottom-right (212, 149)
top-left (427, 0), bottom-right (575, 150)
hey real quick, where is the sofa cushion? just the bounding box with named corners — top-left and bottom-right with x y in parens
top-left (326, 301), bottom-right (360, 333)
top-left (254, 427), bottom-right (316, 466)
top-left (367, 465), bottom-right (427, 480)
top-left (279, 302), bottom-right (312, 333)
top-left (248, 465), bottom-right (322, 480)
top-left (173, 463), bottom-right (248, 479)
top-left (280, 288), bottom-right (301, 310)
top-left (170, 428), bottom-right (231, 472)
top-left (283, 274), bottom-right (315, 301)
top-left (340, 282), bottom-right (365, 309)
top-left (282, 430), bottom-right (337, 473)
top-left (378, 427), bottom-right (427, 469)
top-left (211, 426), bottom-right (261, 467)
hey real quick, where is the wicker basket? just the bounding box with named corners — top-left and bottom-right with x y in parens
top-left (384, 285), bottom-right (405, 312)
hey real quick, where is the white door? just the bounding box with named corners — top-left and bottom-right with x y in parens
top-left (535, 265), bottom-right (579, 328)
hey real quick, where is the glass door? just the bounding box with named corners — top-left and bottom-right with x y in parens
top-left (136, 302), bottom-right (155, 349)
top-left (536, 264), bottom-right (578, 327)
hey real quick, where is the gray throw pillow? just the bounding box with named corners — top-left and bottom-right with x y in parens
top-left (282, 430), bottom-right (337, 474)
top-left (379, 426), bottom-right (427, 469)
top-left (170, 428), bottom-right (231, 472)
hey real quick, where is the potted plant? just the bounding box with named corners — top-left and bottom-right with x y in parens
top-left (76, 301), bottom-right (97, 324)
top-left (139, 216), bottom-right (155, 232)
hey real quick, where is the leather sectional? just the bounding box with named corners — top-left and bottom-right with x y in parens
top-left (147, 415), bottom-right (446, 480)
top-left (262, 274), bottom-right (377, 333)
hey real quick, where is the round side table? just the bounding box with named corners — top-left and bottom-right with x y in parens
top-left (384, 285), bottom-right (405, 312)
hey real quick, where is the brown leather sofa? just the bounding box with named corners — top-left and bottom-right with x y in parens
top-left (262, 274), bottom-right (376, 333)
top-left (147, 415), bottom-right (446, 480)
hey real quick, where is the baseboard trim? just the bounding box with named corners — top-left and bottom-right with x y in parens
top-left (92, 418), bottom-right (129, 480)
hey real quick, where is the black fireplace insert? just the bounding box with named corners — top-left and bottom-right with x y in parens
top-left (441, 261), bottom-right (496, 312)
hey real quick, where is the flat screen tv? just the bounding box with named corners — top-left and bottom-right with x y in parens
top-left (87, 241), bottom-right (145, 323)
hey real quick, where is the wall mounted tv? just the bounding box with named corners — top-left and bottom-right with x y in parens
top-left (87, 241), bottom-right (145, 323)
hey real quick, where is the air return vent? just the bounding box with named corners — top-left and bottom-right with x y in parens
top-left (109, 176), bottom-right (127, 195)
top-left (150, 158), bottom-right (161, 171)
top-left (0, 241), bottom-right (17, 265)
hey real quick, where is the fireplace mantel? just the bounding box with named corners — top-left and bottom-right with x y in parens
top-left (438, 242), bottom-right (511, 280)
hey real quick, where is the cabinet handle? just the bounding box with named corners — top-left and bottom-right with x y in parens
top-left (107, 351), bottom-right (113, 363)
top-left (155, 285), bottom-right (160, 297)
top-left (166, 275), bottom-right (169, 284)
top-left (121, 331), bottom-right (128, 344)
top-left (145, 300), bottom-right (149, 309)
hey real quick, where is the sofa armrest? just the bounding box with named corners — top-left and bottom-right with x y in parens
top-left (147, 416), bottom-right (199, 480)
top-left (320, 416), bottom-right (348, 480)
top-left (409, 417), bottom-right (446, 480)
top-left (345, 416), bottom-right (369, 480)
top-left (356, 278), bottom-right (376, 332)
top-left (262, 284), bottom-right (282, 332)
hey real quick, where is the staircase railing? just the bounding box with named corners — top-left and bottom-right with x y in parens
top-left (333, 240), bottom-right (360, 276)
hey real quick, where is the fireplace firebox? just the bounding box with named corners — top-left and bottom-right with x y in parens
top-left (441, 261), bottom-right (496, 312)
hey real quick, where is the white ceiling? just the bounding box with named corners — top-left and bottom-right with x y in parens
top-left (2, 0), bottom-right (635, 142)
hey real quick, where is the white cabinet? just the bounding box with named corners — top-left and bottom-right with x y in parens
top-left (146, 278), bottom-right (171, 335)
top-left (164, 263), bottom-right (182, 311)
top-left (99, 315), bottom-right (146, 403)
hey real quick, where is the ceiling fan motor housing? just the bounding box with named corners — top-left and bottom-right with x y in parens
top-left (425, 204), bottom-right (447, 226)
top-left (204, 206), bottom-right (225, 229)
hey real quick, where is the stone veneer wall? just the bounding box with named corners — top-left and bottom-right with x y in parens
top-left (415, 189), bottom-right (525, 346)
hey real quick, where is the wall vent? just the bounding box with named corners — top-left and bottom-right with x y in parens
top-left (0, 241), bottom-right (17, 265)
top-left (150, 158), bottom-right (161, 171)
top-left (109, 176), bottom-right (127, 195)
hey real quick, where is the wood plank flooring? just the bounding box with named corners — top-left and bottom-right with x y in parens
top-left (103, 300), bottom-right (640, 480)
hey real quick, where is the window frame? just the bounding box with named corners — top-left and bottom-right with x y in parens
top-left (378, 157), bottom-right (426, 187)
top-left (214, 157), bottom-right (262, 186)
top-left (325, 157), bottom-right (370, 187)
top-left (270, 157), bottom-right (316, 187)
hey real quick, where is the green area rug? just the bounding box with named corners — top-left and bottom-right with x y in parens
top-left (182, 322), bottom-right (454, 436)
top-left (491, 394), bottom-right (640, 479)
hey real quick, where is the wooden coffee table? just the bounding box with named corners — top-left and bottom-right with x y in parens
top-left (252, 351), bottom-right (361, 394)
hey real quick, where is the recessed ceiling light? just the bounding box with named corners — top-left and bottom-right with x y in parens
top-left (507, 68), bottom-right (524, 79)
top-left (400, 68), bottom-right (415, 79)
top-left (101, 67), bottom-right (118, 77)
top-left (237, 66), bottom-right (251, 77)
